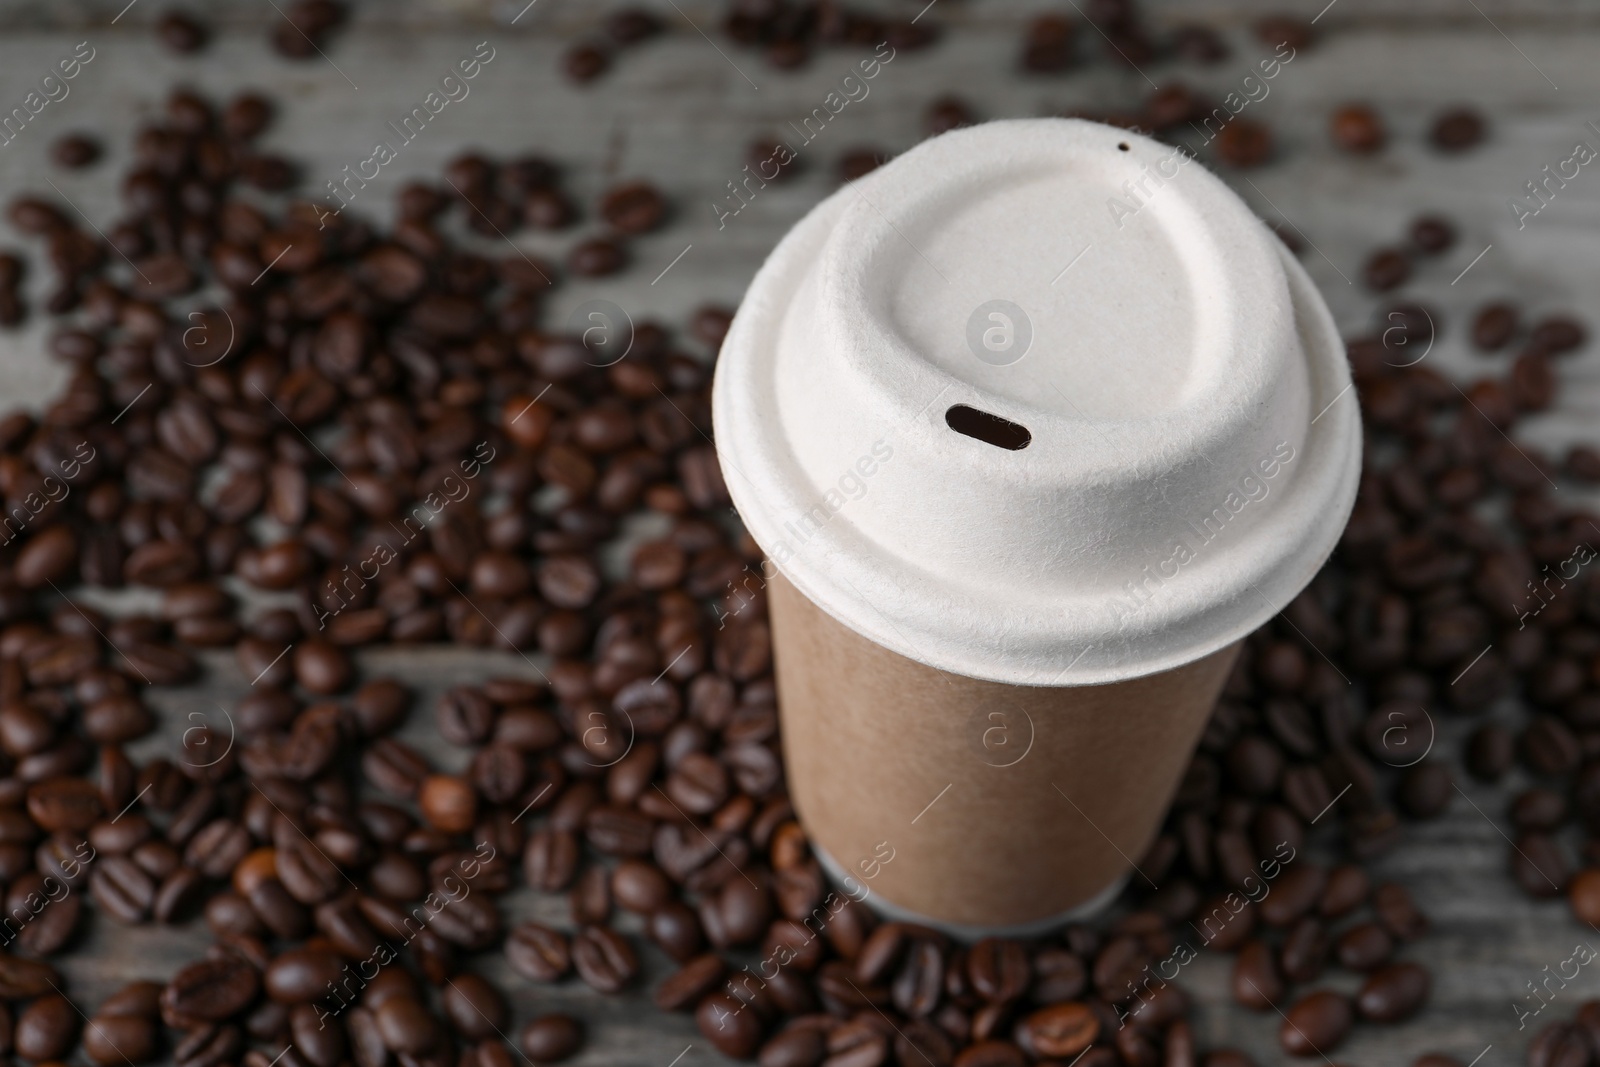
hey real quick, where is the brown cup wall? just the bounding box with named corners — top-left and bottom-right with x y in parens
top-left (770, 572), bottom-right (1240, 930)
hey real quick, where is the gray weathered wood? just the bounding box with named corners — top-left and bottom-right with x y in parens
top-left (0, 6), bottom-right (1597, 1066)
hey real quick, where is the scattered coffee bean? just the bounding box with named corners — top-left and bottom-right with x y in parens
top-left (520, 1013), bottom-right (584, 1062)
top-left (1022, 16), bottom-right (1076, 73)
top-left (1331, 104), bottom-right (1385, 154)
top-left (1279, 990), bottom-right (1352, 1056)
top-left (564, 44), bottom-right (610, 84)
top-left (568, 237), bottom-right (627, 277)
top-left (1254, 16), bottom-right (1313, 52)
top-left (1409, 215), bottom-right (1456, 255)
top-left (601, 181), bottom-right (667, 235)
top-left (1472, 302), bottom-right (1519, 351)
top-left (1214, 119), bottom-right (1273, 168)
top-left (52, 134), bottom-right (101, 169)
top-left (158, 8), bottom-right (209, 53)
top-left (1431, 107), bottom-right (1486, 152)
top-left (1364, 248), bottom-right (1411, 291)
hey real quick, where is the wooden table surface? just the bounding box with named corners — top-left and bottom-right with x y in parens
top-left (2, 2), bottom-right (1600, 1064)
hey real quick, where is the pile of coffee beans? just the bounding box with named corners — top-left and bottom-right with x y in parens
top-left (0, 3), bottom-right (1588, 1067)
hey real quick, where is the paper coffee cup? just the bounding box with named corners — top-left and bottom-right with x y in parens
top-left (711, 118), bottom-right (1361, 934)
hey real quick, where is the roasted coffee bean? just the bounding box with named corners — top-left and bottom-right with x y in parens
top-left (601, 181), bottom-right (667, 234)
top-left (1365, 248), bottom-right (1410, 292)
top-left (1260, 863), bottom-right (1325, 926)
top-left (290, 1002), bottom-right (344, 1067)
top-left (889, 938), bottom-right (944, 1018)
top-left (83, 1012), bottom-right (158, 1065)
top-left (1569, 870), bottom-right (1600, 926)
top-left (1019, 14), bottom-right (1076, 72)
top-left (293, 639), bottom-right (352, 694)
top-left (187, 818), bottom-right (252, 878)
top-left (1028, 946), bottom-right (1086, 1004)
top-left (443, 972), bottom-right (507, 1039)
top-left (91, 854), bottom-right (157, 922)
top-left (1279, 990), bottom-right (1352, 1056)
top-left (1336, 921), bottom-right (1394, 971)
top-left (1467, 724), bottom-right (1515, 781)
top-left (855, 923), bottom-right (908, 985)
top-left (1409, 215), bottom-right (1456, 256)
top-left (159, 9), bottom-right (209, 52)
top-left (656, 953), bottom-right (728, 1013)
top-left (507, 921), bottom-right (571, 982)
top-left (1522, 716), bottom-right (1581, 777)
top-left (172, 1021), bottom-right (243, 1067)
top-left (570, 863), bottom-right (612, 926)
top-left (1513, 834), bottom-right (1571, 897)
top-left (1373, 882), bottom-right (1428, 940)
top-left (572, 924), bottom-right (638, 993)
top-left (418, 774), bottom-right (477, 833)
top-left (606, 8), bottom-right (662, 44)
top-left (350, 679), bottom-right (410, 736)
top-left (563, 44), bottom-right (609, 83)
top-left (99, 979), bottom-right (162, 1020)
top-left (1015, 1002), bottom-right (1097, 1059)
top-left (53, 133), bottom-right (101, 169)
top-left (953, 1039), bottom-right (1027, 1067)
top-left (1330, 103), bottom-right (1385, 154)
top-left (274, 829), bottom-right (343, 905)
top-left (649, 899), bottom-right (706, 962)
top-left (568, 237), bottom-right (626, 277)
top-left (1214, 119), bottom-right (1272, 168)
top-left (363, 738), bottom-right (428, 797)
top-left (585, 804), bottom-right (655, 856)
top-left (700, 872), bottom-right (771, 949)
top-left (163, 955), bottom-right (260, 1021)
top-left (28, 776), bottom-right (103, 832)
top-left (760, 1026), bottom-right (827, 1067)
top-left (374, 996), bottom-right (441, 1054)
top-left (613, 858), bottom-right (673, 913)
top-left (1254, 14), bottom-right (1313, 50)
top-left (438, 686), bottom-right (496, 744)
top-left (15, 526), bottom-right (78, 588)
top-left (1431, 107), bottom-right (1486, 151)
top-left (1280, 917), bottom-right (1330, 984)
top-left (1231, 939), bottom-right (1284, 1010)
top-left (264, 945), bottom-right (343, 1003)
top-left (927, 96), bottom-right (977, 135)
top-left (15, 994), bottom-right (79, 1061)
top-left (520, 1013), bottom-right (584, 1061)
top-left (1356, 962), bottom-right (1430, 1021)
top-left (1472, 302), bottom-right (1519, 351)
top-left (969, 939), bottom-right (1030, 1003)
top-left (696, 990), bottom-right (761, 1058)
top-left (1528, 1022), bottom-right (1589, 1067)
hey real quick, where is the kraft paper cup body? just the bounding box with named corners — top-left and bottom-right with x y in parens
top-left (712, 119), bottom-right (1362, 934)
top-left (771, 572), bottom-right (1240, 934)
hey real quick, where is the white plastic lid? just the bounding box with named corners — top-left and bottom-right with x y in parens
top-left (712, 118), bottom-right (1361, 686)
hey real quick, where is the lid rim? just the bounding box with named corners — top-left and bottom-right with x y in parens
top-left (712, 119), bottom-right (1363, 687)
